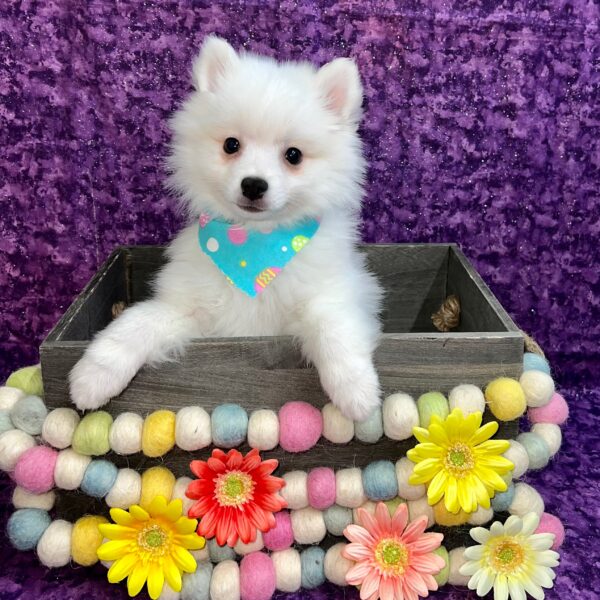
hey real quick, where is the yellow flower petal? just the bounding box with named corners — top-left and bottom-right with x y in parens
top-left (107, 553), bottom-right (139, 583)
top-left (129, 504), bottom-right (150, 522)
top-left (175, 533), bottom-right (206, 550)
top-left (413, 427), bottom-right (431, 444)
top-left (469, 421), bottom-right (498, 446)
top-left (174, 517), bottom-right (197, 535)
top-left (172, 545), bottom-right (197, 573)
top-left (413, 457), bottom-right (442, 477)
top-left (428, 423), bottom-right (450, 446)
top-left (444, 477), bottom-right (460, 513)
top-left (427, 469), bottom-right (448, 505)
top-left (412, 443), bottom-right (444, 458)
top-left (163, 556), bottom-right (183, 592)
top-left (109, 508), bottom-right (137, 527)
top-left (458, 412), bottom-right (482, 441)
top-left (476, 467), bottom-right (508, 492)
top-left (127, 561), bottom-right (150, 597)
top-left (476, 455), bottom-right (514, 471)
top-left (97, 539), bottom-right (134, 561)
top-left (476, 439), bottom-right (511, 455)
top-left (99, 523), bottom-right (137, 541)
top-left (147, 566), bottom-right (165, 600)
top-left (147, 495), bottom-right (168, 517)
top-left (457, 478), bottom-right (476, 513)
top-left (164, 499), bottom-right (184, 522)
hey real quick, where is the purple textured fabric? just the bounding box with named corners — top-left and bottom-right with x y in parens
top-left (0, 1), bottom-right (598, 599)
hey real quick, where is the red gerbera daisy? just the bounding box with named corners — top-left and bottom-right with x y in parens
top-left (186, 448), bottom-right (287, 547)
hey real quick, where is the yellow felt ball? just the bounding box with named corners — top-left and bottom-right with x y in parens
top-left (141, 410), bottom-right (176, 457)
top-left (485, 377), bottom-right (526, 421)
top-left (72, 515), bottom-right (108, 566)
top-left (139, 466), bottom-right (176, 509)
top-left (433, 500), bottom-right (470, 526)
top-left (6, 365), bottom-right (44, 397)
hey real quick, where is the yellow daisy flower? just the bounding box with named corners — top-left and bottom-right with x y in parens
top-left (97, 496), bottom-right (205, 599)
top-left (407, 408), bottom-right (514, 514)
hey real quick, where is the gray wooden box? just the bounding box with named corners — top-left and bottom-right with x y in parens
top-left (40, 244), bottom-right (522, 477)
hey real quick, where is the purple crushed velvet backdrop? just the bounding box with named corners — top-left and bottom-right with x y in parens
top-left (1, 1), bottom-right (598, 599)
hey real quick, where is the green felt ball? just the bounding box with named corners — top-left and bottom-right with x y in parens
top-left (433, 546), bottom-right (450, 585)
top-left (6, 366), bottom-right (44, 397)
top-left (72, 411), bottom-right (113, 456)
top-left (417, 392), bottom-right (449, 428)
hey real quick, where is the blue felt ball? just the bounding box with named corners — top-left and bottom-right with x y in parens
top-left (81, 459), bottom-right (118, 497)
top-left (523, 353), bottom-right (551, 375)
top-left (491, 483), bottom-right (516, 512)
top-left (354, 407), bottom-right (383, 444)
top-left (10, 395), bottom-right (47, 435)
top-left (301, 546), bottom-right (326, 589)
top-left (516, 432), bottom-right (551, 470)
top-left (211, 403), bottom-right (248, 448)
top-left (0, 409), bottom-right (13, 435)
top-left (362, 460), bottom-right (398, 501)
top-left (207, 538), bottom-right (236, 562)
top-left (7, 508), bottom-right (51, 550)
top-left (181, 560), bottom-right (212, 600)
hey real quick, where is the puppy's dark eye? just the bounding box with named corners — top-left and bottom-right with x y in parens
top-left (285, 147), bottom-right (302, 165)
top-left (223, 137), bottom-right (240, 154)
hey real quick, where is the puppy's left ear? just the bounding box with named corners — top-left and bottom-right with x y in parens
top-left (192, 36), bottom-right (239, 93)
top-left (316, 58), bottom-right (363, 126)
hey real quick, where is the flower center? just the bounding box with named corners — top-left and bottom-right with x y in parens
top-left (444, 443), bottom-right (475, 478)
top-left (490, 539), bottom-right (525, 574)
top-left (215, 471), bottom-right (255, 507)
top-left (374, 538), bottom-right (409, 576)
top-left (137, 523), bottom-right (168, 556)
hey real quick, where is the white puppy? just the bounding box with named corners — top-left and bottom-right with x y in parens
top-left (69, 37), bottom-right (382, 421)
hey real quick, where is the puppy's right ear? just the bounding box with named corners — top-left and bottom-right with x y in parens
top-left (192, 36), bottom-right (238, 93)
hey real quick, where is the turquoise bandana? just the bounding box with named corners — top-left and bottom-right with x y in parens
top-left (197, 213), bottom-right (320, 297)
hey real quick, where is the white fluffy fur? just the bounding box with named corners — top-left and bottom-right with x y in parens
top-left (69, 37), bottom-right (382, 421)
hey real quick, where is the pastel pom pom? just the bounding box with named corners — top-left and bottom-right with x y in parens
top-left (307, 467), bottom-right (336, 510)
top-left (503, 440), bottom-right (530, 479)
top-left (0, 386), bottom-right (26, 411)
top-left (448, 384), bottom-right (485, 415)
top-left (531, 423), bottom-right (562, 456)
top-left (516, 432), bottom-right (550, 470)
top-left (485, 377), bottom-right (526, 421)
top-left (509, 482), bottom-right (545, 517)
top-left (37, 519), bottom-right (73, 567)
top-left (181, 561), bottom-right (212, 600)
top-left (417, 391), bottom-right (449, 428)
top-left (383, 393), bottom-right (419, 440)
top-left (0, 409), bottom-right (13, 435)
top-left (208, 539), bottom-right (236, 563)
top-left (290, 507), bottom-right (326, 544)
top-left (211, 403), bottom-right (248, 448)
top-left (301, 547), bottom-right (326, 589)
top-left (395, 457), bottom-right (426, 500)
top-left (176, 406), bottom-right (211, 451)
top-left (354, 407), bottom-right (383, 443)
top-left (448, 547), bottom-right (470, 586)
top-left (324, 543), bottom-right (352, 586)
top-left (272, 548), bottom-right (301, 592)
top-left (520, 371), bottom-right (555, 407)
top-left (80, 459), bottom-right (118, 498)
top-left (263, 510), bottom-right (293, 551)
top-left (523, 352), bottom-right (551, 374)
top-left (140, 466), bottom-right (175, 509)
top-left (247, 409), bottom-right (279, 451)
top-left (12, 487), bottom-right (56, 511)
top-left (210, 560), bottom-right (240, 600)
top-left (528, 392), bottom-right (569, 425)
top-left (362, 460), bottom-right (398, 501)
top-left (0, 429), bottom-right (36, 471)
top-left (71, 515), bottom-right (108, 566)
top-left (281, 471), bottom-right (308, 509)
top-left (105, 468), bottom-right (142, 509)
top-left (109, 412), bottom-right (143, 455)
top-left (7, 508), bottom-right (51, 550)
top-left (335, 468), bottom-right (366, 508)
top-left (6, 365), bottom-right (44, 397)
top-left (239, 552), bottom-right (276, 600)
top-left (491, 483), bottom-right (515, 512)
top-left (279, 402), bottom-right (322, 452)
top-left (54, 448), bottom-right (91, 490)
top-left (72, 411), bottom-right (113, 456)
top-left (536, 513), bottom-right (565, 550)
top-left (433, 547), bottom-right (450, 585)
top-left (42, 407), bottom-right (80, 449)
top-left (322, 403), bottom-right (354, 443)
top-left (323, 504), bottom-right (352, 536)
top-left (10, 395), bottom-right (47, 435)
top-left (14, 446), bottom-right (58, 493)
top-left (142, 409), bottom-right (176, 457)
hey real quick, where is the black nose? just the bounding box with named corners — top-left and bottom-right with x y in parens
top-left (241, 177), bottom-right (268, 201)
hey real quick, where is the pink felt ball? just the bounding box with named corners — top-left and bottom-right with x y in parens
top-left (278, 402), bottom-right (322, 452)
top-left (536, 513), bottom-right (565, 550)
top-left (14, 446), bottom-right (58, 494)
top-left (528, 392), bottom-right (569, 425)
top-left (239, 551), bottom-right (276, 600)
top-left (307, 467), bottom-right (336, 510)
top-left (263, 510), bottom-right (293, 551)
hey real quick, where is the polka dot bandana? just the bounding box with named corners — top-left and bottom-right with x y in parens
top-left (197, 214), bottom-right (320, 297)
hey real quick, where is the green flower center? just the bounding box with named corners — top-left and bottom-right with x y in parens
top-left (215, 471), bottom-right (255, 507)
top-left (138, 523), bottom-right (168, 555)
top-left (490, 539), bottom-right (525, 574)
top-left (374, 539), bottom-right (409, 575)
top-left (444, 442), bottom-right (475, 478)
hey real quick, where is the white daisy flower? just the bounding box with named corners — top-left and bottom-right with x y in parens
top-left (460, 512), bottom-right (560, 600)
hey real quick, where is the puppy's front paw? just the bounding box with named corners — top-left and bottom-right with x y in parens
top-left (321, 359), bottom-right (382, 422)
top-left (69, 356), bottom-right (132, 411)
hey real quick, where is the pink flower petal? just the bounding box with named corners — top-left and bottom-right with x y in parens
top-left (343, 542), bottom-right (373, 561)
top-left (380, 576), bottom-right (396, 600)
top-left (375, 502), bottom-right (393, 532)
top-left (357, 507), bottom-right (385, 539)
top-left (391, 502), bottom-right (409, 533)
top-left (402, 517), bottom-right (428, 542)
top-left (410, 553), bottom-right (444, 575)
top-left (346, 562), bottom-right (373, 586)
top-left (344, 524), bottom-right (376, 547)
top-left (360, 570), bottom-right (381, 600)
top-left (407, 532), bottom-right (443, 554)
top-left (404, 568), bottom-right (429, 596)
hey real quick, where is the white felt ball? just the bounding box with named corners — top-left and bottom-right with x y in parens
top-left (324, 543), bottom-right (352, 586)
top-left (520, 371), bottom-right (555, 408)
top-left (291, 507), bottom-right (327, 544)
top-left (281, 471), bottom-right (308, 510)
top-left (509, 482), bottom-right (545, 517)
top-left (247, 409), bottom-right (279, 450)
top-left (109, 412), bottom-right (143, 455)
top-left (503, 440), bottom-right (530, 479)
top-left (175, 406), bottom-right (211, 451)
top-left (158, 584), bottom-right (181, 600)
top-left (37, 519), bottom-right (73, 568)
top-left (0, 429), bottom-right (36, 471)
top-left (352, 500), bottom-right (377, 524)
top-left (448, 384), bottom-right (486, 415)
top-left (190, 547), bottom-right (209, 563)
top-left (322, 403), bottom-right (354, 443)
top-left (467, 505), bottom-right (494, 526)
top-left (12, 486), bottom-right (56, 510)
top-left (531, 423), bottom-right (562, 456)
top-left (210, 560), bottom-right (240, 600)
top-left (0, 386), bottom-right (26, 411)
top-left (42, 408), bottom-right (80, 449)
top-left (234, 531), bottom-right (264, 555)
top-left (172, 476), bottom-right (195, 514)
top-left (335, 468), bottom-right (367, 508)
top-left (448, 547), bottom-right (470, 586)
top-left (105, 468), bottom-right (142, 508)
top-left (396, 457), bottom-right (426, 500)
top-left (407, 496), bottom-right (435, 528)
top-left (383, 393), bottom-right (419, 440)
top-left (272, 548), bottom-right (301, 592)
top-left (54, 448), bottom-right (92, 490)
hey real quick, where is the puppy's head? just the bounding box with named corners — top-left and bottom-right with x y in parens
top-left (169, 37), bottom-right (365, 225)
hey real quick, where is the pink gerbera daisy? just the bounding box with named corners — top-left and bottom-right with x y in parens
top-left (342, 502), bottom-right (445, 600)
